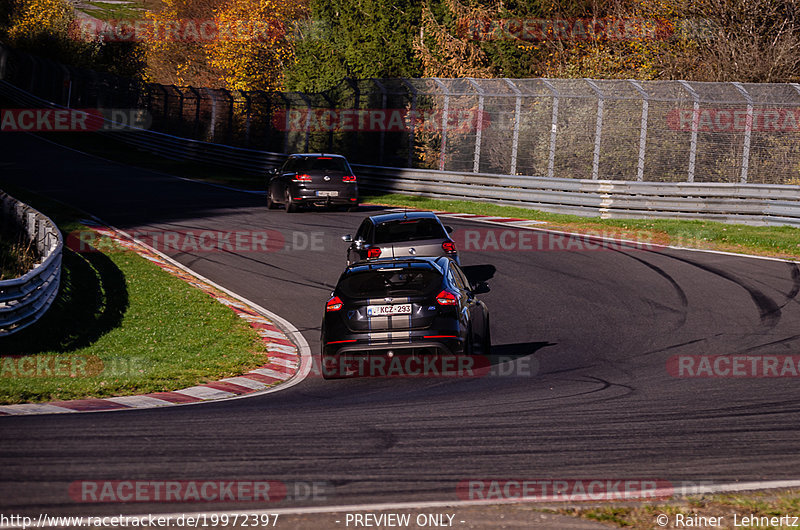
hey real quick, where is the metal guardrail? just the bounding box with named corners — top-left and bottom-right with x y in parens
top-left (352, 165), bottom-right (800, 227)
top-left (0, 191), bottom-right (62, 336)
top-left (1, 78), bottom-right (798, 227)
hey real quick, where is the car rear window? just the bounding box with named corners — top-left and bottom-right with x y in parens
top-left (295, 157), bottom-right (349, 173)
top-left (338, 269), bottom-right (442, 298)
top-left (374, 218), bottom-right (447, 244)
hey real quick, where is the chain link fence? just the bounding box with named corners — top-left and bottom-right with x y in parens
top-left (2, 44), bottom-right (800, 185)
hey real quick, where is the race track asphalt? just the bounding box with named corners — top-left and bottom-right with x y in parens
top-left (1, 134), bottom-right (799, 520)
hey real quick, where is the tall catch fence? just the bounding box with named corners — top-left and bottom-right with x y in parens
top-left (3, 44), bottom-right (800, 186)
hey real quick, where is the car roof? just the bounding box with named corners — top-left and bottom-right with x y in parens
top-left (366, 211), bottom-right (442, 225)
top-left (288, 153), bottom-right (347, 159)
top-left (343, 256), bottom-right (449, 275)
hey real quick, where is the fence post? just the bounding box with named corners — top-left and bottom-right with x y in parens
top-left (467, 78), bottom-right (485, 173)
top-left (503, 79), bottom-right (522, 176)
top-left (372, 79), bottom-right (388, 165)
top-left (678, 80), bottom-right (699, 183)
top-left (432, 78), bottom-right (450, 171)
top-left (584, 79), bottom-right (604, 180)
top-left (628, 80), bottom-right (649, 182)
top-left (296, 92), bottom-right (312, 153)
top-left (401, 79), bottom-right (417, 168)
top-left (205, 88), bottom-right (217, 142)
top-left (187, 86), bottom-right (201, 139)
top-left (540, 79), bottom-right (559, 180)
top-left (242, 91), bottom-right (252, 146)
top-left (732, 82), bottom-right (753, 184)
top-left (0, 45), bottom-right (8, 81)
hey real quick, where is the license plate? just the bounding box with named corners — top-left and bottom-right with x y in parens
top-left (367, 304), bottom-right (411, 317)
top-left (317, 190), bottom-right (338, 197)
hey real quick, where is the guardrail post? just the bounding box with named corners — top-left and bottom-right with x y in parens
top-left (401, 79), bottom-right (417, 168)
top-left (629, 80), bottom-right (649, 182)
top-left (678, 80), bottom-right (699, 182)
top-left (584, 79), bottom-right (604, 180)
top-left (732, 82), bottom-right (753, 184)
top-left (504, 79), bottom-right (522, 176)
top-left (433, 78), bottom-right (450, 171)
top-left (467, 78), bottom-right (485, 173)
top-left (541, 79), bottom-right (559, 180)
top-left (187, 86), bottom-right (201, 139)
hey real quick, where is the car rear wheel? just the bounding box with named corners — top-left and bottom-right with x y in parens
top-left (284, 189), bottom-right (298, 213)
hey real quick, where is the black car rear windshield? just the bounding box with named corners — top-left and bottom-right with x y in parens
top-left (374, 218), bottom-right (447, 244)
top-left (288, 157), bottom-right (349, 173)
top-left (338, 269), bottom-right (442, 298)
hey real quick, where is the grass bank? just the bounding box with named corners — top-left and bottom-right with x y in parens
top-left (0, 186), bottom-right (268, 404)
top-left (565, 488), bottom-right (800, 528)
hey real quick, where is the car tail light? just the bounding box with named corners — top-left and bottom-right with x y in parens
top-left (442, 241), bottom-right (457, 254)
top-left (436, 290), bottom-right (458, 306)
top-left (367, 247), bottom-right (382, 258)
top-left (342, 175), bottom-right (356, 182)
top-left (326, 295), bottom-right (343, 312)
top-left (292, 174), bottom-right (312, 182)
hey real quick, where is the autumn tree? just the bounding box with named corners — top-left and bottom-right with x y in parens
top-left (205, 0), bottom-right (307, 91)
top-left (143, 0), bottom-right (226, 87)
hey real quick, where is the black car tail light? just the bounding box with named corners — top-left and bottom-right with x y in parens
top-left (342, 175), bottom-right (356, 182)
top-left (292, 174), bottom-right (312, 182)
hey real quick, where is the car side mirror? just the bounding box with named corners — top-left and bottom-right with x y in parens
top-left (471, 281), bottom-right (490, 295)
top-left (342, 234), bottom-right (353, 243)
top-left (445, 225), bottom-right (453, 234)
top-left (268, 167), bottom-right (279, 176)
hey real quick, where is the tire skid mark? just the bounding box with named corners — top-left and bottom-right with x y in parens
top-left (653, 252), bottom-right (782, 328)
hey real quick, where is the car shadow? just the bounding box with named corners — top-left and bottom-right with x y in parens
top-left (462, 264), bottom-right (497, 285)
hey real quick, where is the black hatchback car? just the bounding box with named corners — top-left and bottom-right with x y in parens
top-left (266, 153), bottom-right (359, 212)
top-left (320, 257), bottom-right (490, 378)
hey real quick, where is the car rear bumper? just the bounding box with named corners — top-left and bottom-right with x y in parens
top-left (288, 184), bottom-right (358, 205)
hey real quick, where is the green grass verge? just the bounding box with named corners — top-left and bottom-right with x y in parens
top-left (362, 193), bottom-right (800, 261)
top-left (81, 1), bottom-right (145, 21)
top-left (564, 489), bottom-right (800, 528)
top-left (0, 186), bottom-right (268, 404)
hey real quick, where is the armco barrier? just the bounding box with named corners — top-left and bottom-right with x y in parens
top-left (0, 79), bottom-right (798, 227)
top-left (0, 191), bottom-right (62, 336)
top-left (351, 165), bottom-right (800, 227)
